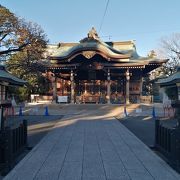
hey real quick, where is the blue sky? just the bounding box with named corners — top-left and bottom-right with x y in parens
top-left (1, 0), bottom-right (180, 56)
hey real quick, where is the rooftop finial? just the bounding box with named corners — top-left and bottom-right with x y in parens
top-left (148, 50), bottom-right (157, 58)
top-left (80, 27), bottom-right (100, 43)
top-left (87, 27), bottom-right (99, 40)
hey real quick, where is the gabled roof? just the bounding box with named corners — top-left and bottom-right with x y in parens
top-left (45, 27), bottom-right (167, 67)
top-left (0, 65), bottom-right (26, 86)
top-left (48, 39), bottom-right (131, 61)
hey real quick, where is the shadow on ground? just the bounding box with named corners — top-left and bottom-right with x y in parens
top-left (117, 116), bottom-right (177, 147)
top-left (117, 116), bottom-right (155, 147)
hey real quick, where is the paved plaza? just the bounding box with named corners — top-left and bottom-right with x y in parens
top-left (4, 104), bottom-right (180, 180)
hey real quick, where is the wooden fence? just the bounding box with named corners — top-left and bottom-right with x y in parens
top-left (155, 119), bottom-right (180, 172)
top-left (0, 119), bottom-right (27, 175)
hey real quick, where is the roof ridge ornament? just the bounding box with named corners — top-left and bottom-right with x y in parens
top-left (148, 50), bottom-right (157, 58)
top-left (87, 27), bottom-right (99, 40)
top-left (80, 27), bottom-right (100, 43)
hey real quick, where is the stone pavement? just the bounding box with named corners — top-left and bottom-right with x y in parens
top-left (4, 105), bottom-right (180, 180)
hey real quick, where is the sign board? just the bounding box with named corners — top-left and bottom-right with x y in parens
top-left (31, 94), bottom-right (39, 102)
top-left (58, 96), bottom-right (68, 103)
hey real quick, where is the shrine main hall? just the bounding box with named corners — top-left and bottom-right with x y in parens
top-left (41, 28), bottom-right (167, 104)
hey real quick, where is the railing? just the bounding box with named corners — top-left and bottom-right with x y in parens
top-left (0, 119), bottom-right (27, 175)
top-left (0, 100), bottom-right (11, 105)
top-left (155, 119), bottom-right (180, 172)
top-left (82, 95), bottom-right (100, 103)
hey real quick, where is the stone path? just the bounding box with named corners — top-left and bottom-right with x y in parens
top-left (4, 105), bottom-right (180, 180)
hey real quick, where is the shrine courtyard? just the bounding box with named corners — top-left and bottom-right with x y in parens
top-left (4, 104), bottom-right (180, 180)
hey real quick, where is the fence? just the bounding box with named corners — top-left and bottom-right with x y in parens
top-left (155, 119), bottom-right (180, 172)
top-left (0, 119), bottom-right (27, 175)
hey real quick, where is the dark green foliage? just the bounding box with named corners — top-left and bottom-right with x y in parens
top-left (165, 86), bottom-right (178, 100)
top-left (142, 75), bottom-right (152, 96)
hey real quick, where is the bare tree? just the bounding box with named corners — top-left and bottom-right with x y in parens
top-left (157, 33), bottom-right (180, 75)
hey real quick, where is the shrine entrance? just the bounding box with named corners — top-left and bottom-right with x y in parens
top-left (75, 79), bottom-right (125, 104)
top-left (42, 27), bottom-right (167, 104)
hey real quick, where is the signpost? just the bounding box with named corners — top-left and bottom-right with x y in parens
top-left (57, 96), bottom-right (68, 103)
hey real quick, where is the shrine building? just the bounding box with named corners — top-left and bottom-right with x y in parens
top-left (42, 28), bottom-right (167, 104)
top-left (0, 65), bottom-right (26, 105)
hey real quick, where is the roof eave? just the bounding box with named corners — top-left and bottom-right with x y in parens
top-left (48, 49), bottom-right (131, 61)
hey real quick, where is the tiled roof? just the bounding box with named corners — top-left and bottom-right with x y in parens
top-left (0, 65), bottom-right (26, 86)
top-left (46, 39), bottom-right (166, 64)
top-left (156, 68), bottom-right (180, 85)
top-left (44, 28), bottom-right (167, 66)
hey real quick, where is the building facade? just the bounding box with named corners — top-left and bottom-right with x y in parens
top-left (42, 28), bottom-right (167, 104)
top-left (157, 67), bottom-right (180, 102)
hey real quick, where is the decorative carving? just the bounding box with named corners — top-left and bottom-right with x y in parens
top-left (82, 51), bottom-right (96, 59)
top-left (80, 27), bottom-right (100, 43)
top-left (148, 50), bottom-right (157, 58)
top-left (94, 62), bottom-right (104, 70)
top-left (87, 27), bottom-right (99, 40)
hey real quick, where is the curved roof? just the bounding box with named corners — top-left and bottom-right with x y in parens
top-left (49, 39), bottom-right (131, 61)
top-left (156, 67), bottom-right (180, 85)
top-left (46, 28), bottom-right (167, 66)
top-left (0, 65), bottom-right (26, 86)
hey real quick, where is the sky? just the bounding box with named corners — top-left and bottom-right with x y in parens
top-left (1, 0), bottom-right (180, 56)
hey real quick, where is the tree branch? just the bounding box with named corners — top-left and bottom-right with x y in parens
top-left (170, 48), bottom-right (180, 55)
top-left (0, 42), bottom-right (29, 55)
top-left (0, 33), bottom-right (8, 42)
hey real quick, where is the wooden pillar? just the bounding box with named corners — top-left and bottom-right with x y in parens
top-left (52, 76), bottom-right (57, 103)
top-left (61, 79), bottom-right (64, 96)
top-left (177, 83), bottom-right (180, 100)
top-left (126, 69), bottom-right (130, 104)
top-left (107, 69), bottom-right (111, 104)
top-left (139, 77), bottom-right (143, 103)
top-left (70, 70), bottom-right (75, 104)
top-left (139, 77), bottom-right (143, 95)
